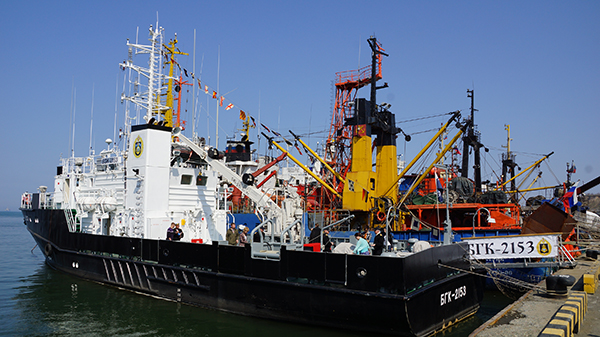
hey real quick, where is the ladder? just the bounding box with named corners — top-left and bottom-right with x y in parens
top-left (64, 209), bottom-right (77, 232)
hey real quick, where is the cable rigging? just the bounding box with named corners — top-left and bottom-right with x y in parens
top-left (395, 111), bottom-right (457, 125)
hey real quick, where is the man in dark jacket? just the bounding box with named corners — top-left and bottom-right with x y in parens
top-left (373, 228), bottom-right (385, 255)
top-left (253, 226), bottom-right (265, 242)
top-left (322, 229), bottom-right (333, 252)
top-left (173, 223), bottom-right (184, 241)
top-left (309, 223), bottom-right (321, 244)
top-left (167, 222), bottom-right (176, 241)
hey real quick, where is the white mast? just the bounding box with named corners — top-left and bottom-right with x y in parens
top-left (121, 36), bottom-right (134, 151)
top-left (69, 78), bottom-right (75, 158)
top-left (89, 84), bottom-right (94, 156)
top-left (120, 21), bottom-right (173, 123)
top-left (113, 74), bottom-right (119, 147)
top-left (146, 25), bottom-right (156, 120)
top-left (72, 87), bottom-right (76, 158)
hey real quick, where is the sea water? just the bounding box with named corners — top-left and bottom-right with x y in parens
top-left (0, 211), bottom-right (513, 336)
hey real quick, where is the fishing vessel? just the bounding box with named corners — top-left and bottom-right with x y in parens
top-left (20, 23), bottom-right (485, 337)
top-left (228, 39), bottom-right (592, 298)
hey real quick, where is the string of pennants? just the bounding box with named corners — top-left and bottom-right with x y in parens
top-left (169, 56), bottom-right (305, 156)
top-left (172, 58), bottom-right (378, 201)
top-left (175, 58), bottom-right (465, 202)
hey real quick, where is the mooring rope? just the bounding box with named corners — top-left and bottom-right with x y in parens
top-left (438, 260), bottom-right (549, 295)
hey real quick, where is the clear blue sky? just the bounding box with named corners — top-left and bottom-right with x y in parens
top-left (1, 0), bottom-right (599, 210)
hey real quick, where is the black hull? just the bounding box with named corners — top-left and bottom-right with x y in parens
top-left (22, 209), bottom-right (484, 336)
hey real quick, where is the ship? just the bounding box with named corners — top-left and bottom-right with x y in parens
top-left (20, 23), bottom-right (485, 337)
top-left (213, 38), bottom-right (593, 299)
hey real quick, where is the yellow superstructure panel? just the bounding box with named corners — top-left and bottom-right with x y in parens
top-left (351, 135), bottom-right (372, 172)
top-left (343, 170), bottom-right (376, 211)
top-left (343, 134), bottom-right (375, 211)
top-left (375, 145), bottom-right (398, 202)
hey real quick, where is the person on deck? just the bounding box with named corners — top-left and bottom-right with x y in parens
top-left (253, 226), bottom-right (265, 242)
top-left (226, 223), bottom-right (239, 245)
top-left (173, 223), bottom-right (184, 241)
top-left (167, 222), bottom-right (176, 241)
top-left (353, 232), bottom-right (370, 255)
top-left (372, 228), bottom-right (384, 255)
top-left (309, 223), bottom-right (321, 244)
top-left (322, 229), bottom-right (333, 252)
top-left (363, 229), bottom-right (371, 242)
top-left (239, 226), bottom-right (249, 247)
top-left (384, 229), bottom-right (394, 250)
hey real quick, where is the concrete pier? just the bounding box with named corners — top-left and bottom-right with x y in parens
top-left (470, 257), bottom-right (600, 337)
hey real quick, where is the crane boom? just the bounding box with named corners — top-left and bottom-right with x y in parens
top-left (496, 152), bottom-right (554, 190)
top-left (263, 133), bottom-right (342, 199)
top-left (289, 130), bottom-right (346, 184)
top-left (397, 120), bottom-right (469, 206)
top-left (172, 128), bottom-right (282, 219)
top-left (382, 111), bottom-right (461, 197)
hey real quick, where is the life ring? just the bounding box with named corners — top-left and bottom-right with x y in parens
top-left (377, 211), bottom-right (386, 222)
top-left (44, 243), bottom-right (52, 256)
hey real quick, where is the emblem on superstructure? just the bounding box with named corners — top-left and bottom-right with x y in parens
top-left (134, 136), bottom-right (143, 158)
top-left (537, 238), bottom-right (551, 256)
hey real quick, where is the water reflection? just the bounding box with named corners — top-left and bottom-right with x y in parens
top-left (12, 264), bottom-right (365, 337)
top-left (434, 290), bottom-right (514, 337)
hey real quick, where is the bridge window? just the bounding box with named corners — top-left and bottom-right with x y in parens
top-left (181, 174), bottom-right (193, 185)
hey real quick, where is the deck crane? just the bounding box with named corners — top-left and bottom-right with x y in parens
top-left (381, 110), bottom-right (461, 198)
top-left (397, 119), bottom-right (472, 207)
top-left (289, 130), bottom-right (346, 186)
top-left (172, 127), bottom-right (301, 233)
top-left (496, 152), bottom-right (554, 191)
top-left (241, 152), bottom-right (287, 186)
top-left (261, 132), bottom-right (342, 199)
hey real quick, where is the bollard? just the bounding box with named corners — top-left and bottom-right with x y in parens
top-left (585, 249), bottom-right (599, 260)
top-left (546, 275), bottom-right (576, 295)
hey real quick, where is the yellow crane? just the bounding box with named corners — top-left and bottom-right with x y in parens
top-left (397, 119), bottom-right (471, 206)
top-left (262, 133), bottom-right (342, 199)
top-left (496, 152), bottom-right (553, 190)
